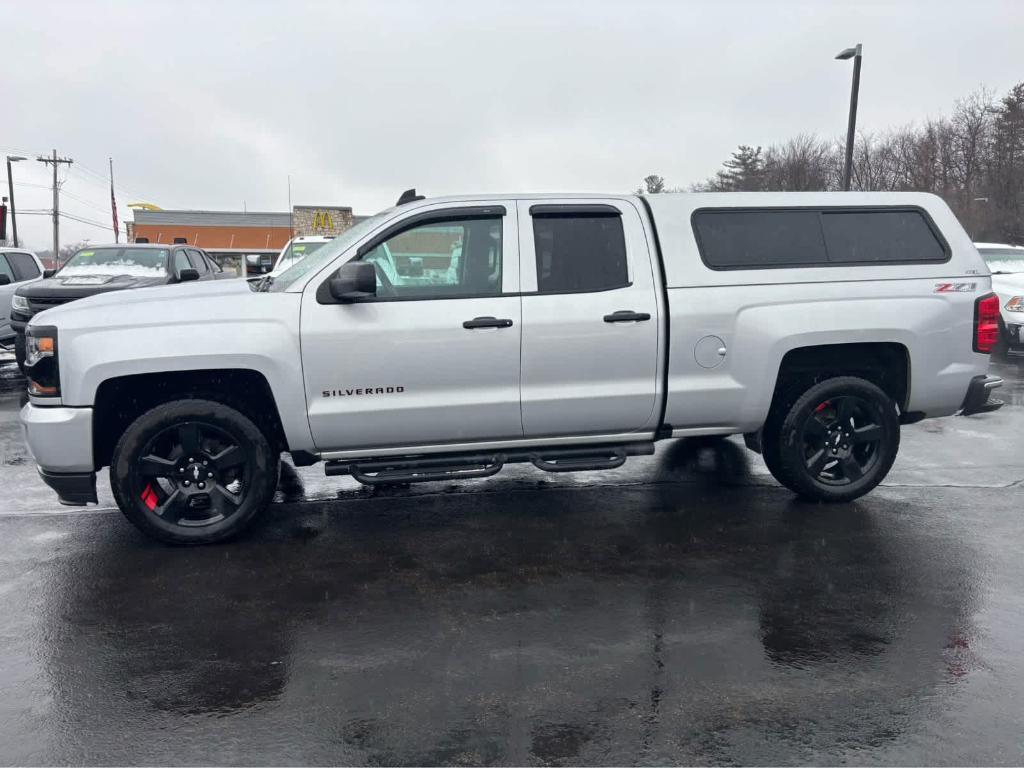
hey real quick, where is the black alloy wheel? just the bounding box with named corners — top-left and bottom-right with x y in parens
top-left (132, 421), bottom-right (252, 527)
top-left (765, 376), bottom-right (900, 503)
top-left (111, 399), bottom-right (278, 544)
top-left (800, 395), bottom-right (883, 486)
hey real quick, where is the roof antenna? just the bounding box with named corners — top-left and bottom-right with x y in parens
top-left (396, 188), bottom-right (425, 206)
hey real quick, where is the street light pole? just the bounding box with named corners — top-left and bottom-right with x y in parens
top-left (5, 156), bottom-right (26, 248)
top-left (835, 43), bottom-right (863, 192)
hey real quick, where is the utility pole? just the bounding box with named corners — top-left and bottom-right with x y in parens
top-left (37, 149), bottom-right (73, 263)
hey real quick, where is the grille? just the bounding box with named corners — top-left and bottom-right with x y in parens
top-left (27, 296), bottom-right (74, 313)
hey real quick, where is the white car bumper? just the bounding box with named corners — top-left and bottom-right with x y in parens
top-left (20, 404), bottom-right (97, 505)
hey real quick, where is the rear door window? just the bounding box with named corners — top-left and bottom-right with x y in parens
top-left (532, 209), bottom-right (629, 293)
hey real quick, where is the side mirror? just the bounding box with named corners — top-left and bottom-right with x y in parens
top-left (0, 275), bottom-right (10, 286)
top-left (177, 268), bottom-right (200, 283)
top-left (327, 262), bottom-right (376, 302)
top-left (43, 269), bottom-right (56, 279)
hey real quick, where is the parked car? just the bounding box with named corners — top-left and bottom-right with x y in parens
top-left (267, 235), bottom-right (333, 277)
top-left (974, 242), bottom-right (1024, 354)
top-left (21, 191), bottom-right (1001, 544)
top-left (206, 255), bottom-right (236, 280)
top-left (0, 247), bottom-right (46, 356)
top-left (10, 243), bottom-right (220, 371)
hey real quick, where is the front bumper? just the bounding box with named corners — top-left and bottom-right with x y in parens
top-left (961, 374), bottom-right (1004, 416)
top-left (1003, 318), bottom-right (1024, 349)
top-left (39, 469), bottom-right (97, 506)
top-left (21, 404), bottom-right (97, 505)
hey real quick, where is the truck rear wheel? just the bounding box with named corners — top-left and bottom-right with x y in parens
top-left (110, 398), bottom-right (279, 544)
top-left (763, 376), bottom-right (900, 503)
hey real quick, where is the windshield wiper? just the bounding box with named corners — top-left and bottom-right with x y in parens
top-left (254, 275), bottom-right (274, 292)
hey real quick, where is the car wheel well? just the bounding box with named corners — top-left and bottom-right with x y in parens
top-left (92, 369), bottom-right (287, 470)
top-left (770, 342), bottom-right (910, 416)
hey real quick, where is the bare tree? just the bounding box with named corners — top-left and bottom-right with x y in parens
top-left (690, 82), bottom-right (1024, 242)
top-left (762, 134), bottom-right (838, 191)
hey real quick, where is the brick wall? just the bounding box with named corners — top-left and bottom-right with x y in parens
top-left (292, 206), bottom-right (355, 237)
top-left (131, 224), bottom-right (291, 250)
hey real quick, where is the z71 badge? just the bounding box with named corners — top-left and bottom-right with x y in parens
top-left (933, 282), bottom-right (977, 293)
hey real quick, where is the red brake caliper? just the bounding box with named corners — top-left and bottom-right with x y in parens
top-left (141, 483), bottom-right (158, 512)
top-left (815, 400), bottom-right (830, 413)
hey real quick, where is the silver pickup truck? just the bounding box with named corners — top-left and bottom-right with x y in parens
top-left (19, 191), bottom-right (1002, 543)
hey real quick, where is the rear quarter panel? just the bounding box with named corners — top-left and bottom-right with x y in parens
top-left (643, 192), bottom-right (991, 432)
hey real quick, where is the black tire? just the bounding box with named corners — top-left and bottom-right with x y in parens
top-left (110, 398), bottom-right (279, 544)
top-left (760, 427), bottom-right (797, 493)
top-left (993, 318), bottom-right (1010, 359)
top-left (763, 376), bottom-right (899, 503)
top-left (14, 333), bottom-right (25, 374)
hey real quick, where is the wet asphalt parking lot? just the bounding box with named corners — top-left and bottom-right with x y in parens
top-left (0, 356), bottom-right (1023, 765)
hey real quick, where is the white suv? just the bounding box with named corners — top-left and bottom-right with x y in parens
top-left (268, 236), bottom-right (334, 277)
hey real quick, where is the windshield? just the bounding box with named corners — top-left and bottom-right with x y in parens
top-left (267, 211), bottom-right (394, 291)
top-left (270, 240), bottom-right (331, 277)
top-left (59, 247), bottom-right (169, 278)
top-left (978, 247), bottom-right (1024, 274)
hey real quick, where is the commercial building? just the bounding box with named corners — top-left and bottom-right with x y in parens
top-left (127, 205), bottom-right (363, 271)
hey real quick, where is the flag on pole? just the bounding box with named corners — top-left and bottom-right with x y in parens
top-left (109, 158), bottom-right (120, 243)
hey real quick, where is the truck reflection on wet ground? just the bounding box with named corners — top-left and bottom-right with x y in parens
top-left (11, 480), bottom-right (995, 765)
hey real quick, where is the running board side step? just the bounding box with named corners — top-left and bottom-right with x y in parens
top-left (324, 442), bottom-right (655, 486)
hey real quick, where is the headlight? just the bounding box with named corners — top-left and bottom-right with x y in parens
top-left (11, 294), bottom-right (29, 312)
top-left (1006, 297), bottom-right (1024, 313)
top-left (25, 325), bottom-right (60, 397)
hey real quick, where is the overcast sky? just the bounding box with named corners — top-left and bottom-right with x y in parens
top-left (2, 0), bottom-right (1021, 250)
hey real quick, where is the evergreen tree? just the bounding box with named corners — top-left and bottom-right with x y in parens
top-left (637, 174), bottom-right (666, 195)
top-left (714, 145), bottom-right (765, 191)
top-left (990, 83), bottom-right (1024, 242)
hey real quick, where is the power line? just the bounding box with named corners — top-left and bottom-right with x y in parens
top-left (23, 209), bottom-right (110, 228)
top-left (59, 211), bottom-right (114, 231)
top-left (60, 187), bottom-right (115, 216)
top-left (18, 208), bottom-right (115, 235)
top-left (68, 162), bottom-right (149, 203)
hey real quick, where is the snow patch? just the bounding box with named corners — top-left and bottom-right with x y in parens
top-left (58, 263), bottom-right (166, 278)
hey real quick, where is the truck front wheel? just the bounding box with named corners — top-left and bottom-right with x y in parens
top-left (14, 333), bottom-right (26, 374)
top-left (763, 376), bottom-right (900, 503)
top-left (110, 399), bottom-right (279, 544)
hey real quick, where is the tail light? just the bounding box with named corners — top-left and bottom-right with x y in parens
top-left (974, 293), bottom-right (1000, 354)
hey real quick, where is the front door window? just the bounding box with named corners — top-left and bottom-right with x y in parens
top-left (360, 218), bottom-right (502, 299)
